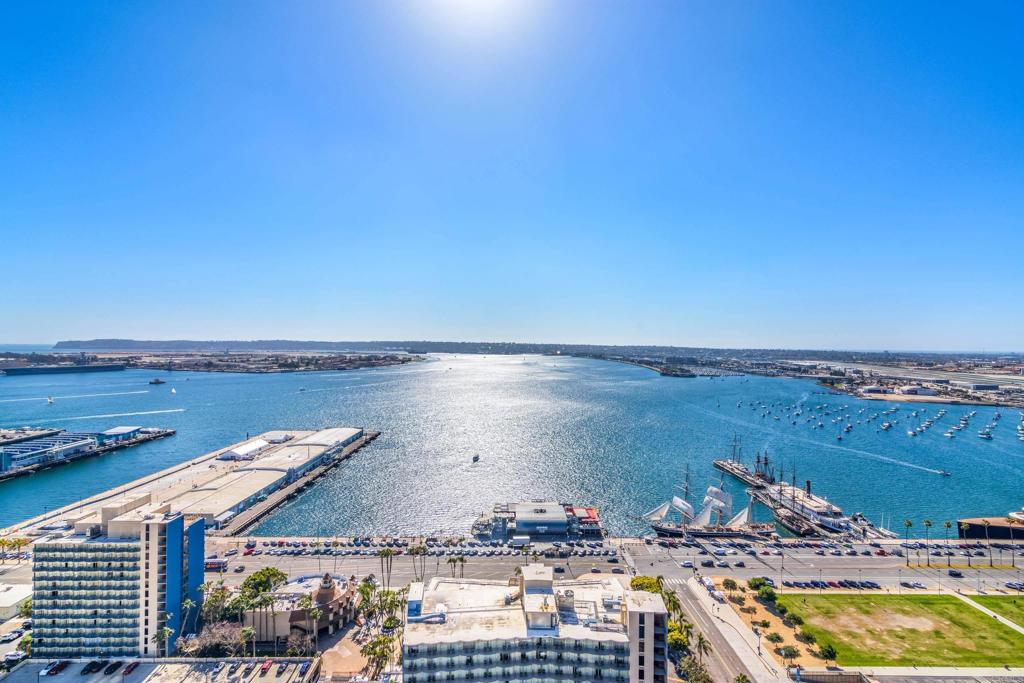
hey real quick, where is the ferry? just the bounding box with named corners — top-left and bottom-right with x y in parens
top-left (760, 480), bottom-right (850, 533)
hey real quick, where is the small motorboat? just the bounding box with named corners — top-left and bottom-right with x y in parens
top-left (149, 378), bottom-right (166, 385)
top-left (46, 396), bottom-right (54, 404)
top-left (472, 454), bottom-right (480, 463)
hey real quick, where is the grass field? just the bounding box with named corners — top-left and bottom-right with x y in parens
top-left (776, 594), bottom-right (1024, 667)
top-left (972, 595), bottom-right (1024, 628)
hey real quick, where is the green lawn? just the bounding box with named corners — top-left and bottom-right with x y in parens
top-left (776, 594), bottom-right (1024, 667)
top-left (972, 595), bottom-right (1024, 628)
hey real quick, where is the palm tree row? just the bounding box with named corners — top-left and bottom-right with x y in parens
top-left (0, 537), bottom-right (31, 563)
top-left (902, 517), bottom-right (1018, 568)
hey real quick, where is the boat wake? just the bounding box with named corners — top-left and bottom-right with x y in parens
top-left (0, 390), bottom-right (150, 403)
top-left (44, 408), bottom-right (187, 422)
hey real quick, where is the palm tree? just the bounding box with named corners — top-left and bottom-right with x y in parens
top-left (378, 548), bottom-right (396, 591)
top-left (181, 597), bottom-right (197, 636)
top-left (408, 546), bottom-right (425, 581)
top-left (943, 521), bottom-right (953, 567)
top-left (960, 521), bottom-right (973, 567)
top-left (983, 520), bottom-right (993, 567)
top-left (655, 575), bottom-right (666, 592)
top-left (694, 632), bottom-right (711, 665)
top-left (0, 538), bottom-right (8, 564)
top-left (662, 589), bottom-right (683, 623)
top-left (446, 556), bottom-right (458, 578)
top-left (678, 620), bottom-right (693, 642)
top-left (151, 625), bottom-right (173, 657)
top-left (903, 520), bottom-right (913, 566)
top-left (1009, 518), bottom-right (1019, 569)
top-left (922, 519), bottom-right (933, 567)
top-left (307, 607), bottom-right (322, 655)
top-left (240, 626), bottom-right (256, 657)
top-left (457, 555), bottom-right (467, 578)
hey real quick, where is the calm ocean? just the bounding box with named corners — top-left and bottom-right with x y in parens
top-left (1, 355), bottom-right (1020, 535)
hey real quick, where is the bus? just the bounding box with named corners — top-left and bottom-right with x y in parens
top-left (204, 558), bottom-right (228, 572)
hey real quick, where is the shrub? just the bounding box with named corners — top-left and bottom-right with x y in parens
top-left (667, 630), bottom-right (689, 657)
top-left (759, 619), bottom-right (771, 628)
top-left (788, 613), bottom-right (804, 626)
top-left (747, 577), bottom-right (766, 590)
top-left (797, 627), bottom-right (816, 644)
top-left (729, 595), bottom-right (746, 606)
top-left (765, 632), bottom-right (784, 644)
top-left (777, 645), bottom-right (800, 662)
top-left (776, 603), bottom-right (788, 616)
top-left (630, 576), bottom-right (661, 594)
top-left (757, 586), bottom-right (777, 603)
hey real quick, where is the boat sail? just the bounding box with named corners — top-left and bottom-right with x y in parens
top-left (671, 496), bottom-right (694, 519)
top-left (642, 501), bottom-right (672, 521)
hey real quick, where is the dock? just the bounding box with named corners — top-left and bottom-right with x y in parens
top-left (4, 426), bottom-right (379, 540)
top-left (213, 430), bottom-right (380, 536)
top-left (0, 427), bottom-right (176, 483)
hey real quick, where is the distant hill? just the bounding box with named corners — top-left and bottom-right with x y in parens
top-left (52, 339), bottom-right (1022, 363)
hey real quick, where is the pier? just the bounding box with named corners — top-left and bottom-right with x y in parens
top-left (0, 427), bottom-right (176, 483)
top-left (213, 430), bottom-right (380, 536)
top-left (4, 426), bottom-right (379, 540)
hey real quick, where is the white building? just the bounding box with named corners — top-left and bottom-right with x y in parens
top-left (403, 564), bottom-right (668, 683)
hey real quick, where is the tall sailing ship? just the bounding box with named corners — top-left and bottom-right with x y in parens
top-left (644, 465), bottom-right (775, 539)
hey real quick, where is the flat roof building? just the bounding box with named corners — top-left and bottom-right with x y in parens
top-left (403, 564), bottom-right (668, 683)
top-left (32, 495), bottom-right (205, 659)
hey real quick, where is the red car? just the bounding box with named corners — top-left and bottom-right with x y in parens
top-left (260, 660), bottom-right (274, 676)
top-left (123, 662), bottom-right (139, 676)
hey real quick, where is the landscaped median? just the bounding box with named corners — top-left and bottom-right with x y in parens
top-left (715, 578), bottom-right (1024, 669)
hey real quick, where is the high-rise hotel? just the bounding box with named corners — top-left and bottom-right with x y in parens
top-left (32, 494), bottom-right (204, 658)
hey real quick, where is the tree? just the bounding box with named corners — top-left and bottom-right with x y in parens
top-left (1009, 518), bottom-right (1019, 569)
top-left (694, 632), bottom-right (711, 665)
top-left (17, 633), bottom-right (31, 656)
top-left (943, 521), bottom-right (953, 567)
top-left (240, 626), bottom-right (256, 657)
top-left (360, 634), bottom-right (394, 675)
top-left (819, 642), bottom-right (837, 665)
top-left (181, 597), bottom-right (197, 635)
top-left (747, 577), bottom-right (766, 590)
top-left (18, 596), bottom-right (32, 620)
top-left (666, 630), bottom-right (688, 658)
top-left (630, 576), bottom-right (661, 593)
top-left (922, 519), bottom-right (933, 567)
top-left (960, 521), bottom-right (973, 567)
top-left (735, 675), bottom-right (752, 683)
top-left (778, 645), bottom-right (799, 665)
top-left (152, 625), bottom-right (174, 658)
top-left (765, 632), bottom-right (783, 644)
top-left (722, 578), bottom-right (738, 593)
top-left (241, 567), bottom-right (288, 596)
top-left (378, 548), bottom-right (396, 590)
top-left (903, 519), bottom-right (913, 566)
top-left (982, 519), bottom-right (994, 567)
top-left (661, 588), bottom-right (683, 623)
top-left (756, 586), bottom-right (777, 603)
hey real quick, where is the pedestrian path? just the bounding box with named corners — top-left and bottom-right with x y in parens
top-left (950, 590), bottom-right (1024, 636)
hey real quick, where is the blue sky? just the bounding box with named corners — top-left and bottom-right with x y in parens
top-left (2, 1), bottom-right (1022, 350)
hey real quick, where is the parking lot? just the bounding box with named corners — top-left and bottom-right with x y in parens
top-left (204, 536), bottom-right (626, 586)
top-left (5, 659), bottom-right (316, 683)
top-left (625, 536), bottom-right (1024, 594)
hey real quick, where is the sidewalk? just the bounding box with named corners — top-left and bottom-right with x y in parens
top-left (948, 590), bottom-right (1024, 636)
top-left (684, 576), bottom-right (788, 682)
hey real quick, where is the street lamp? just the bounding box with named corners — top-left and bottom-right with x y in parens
top-left (898, 568), bottom-right (902, 594)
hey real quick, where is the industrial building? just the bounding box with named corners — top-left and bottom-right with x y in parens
top-left (0, 432), bottom-right (97, 472)
top-left (21, 428), bottom-right (364, 532)
top-left (31, 495), bottom-right (205, 658)
top-left (403, 564), bottom-right (668, 683)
